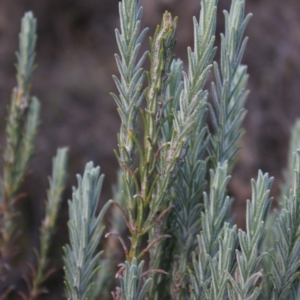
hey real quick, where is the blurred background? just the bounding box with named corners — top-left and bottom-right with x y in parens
top-left (0, 0), bottom-right (299, 298)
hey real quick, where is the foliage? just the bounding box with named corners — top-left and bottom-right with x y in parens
top-left (28, 148), bottom-right (68, 299)
top-left (0, 1), bottom-right (300, 300)
top-left (0, 12), bottom-right (68, 299)
top-left (63, 163), bottom-right (110, 300)
top-left (0, 13), bottom-right (40, 270)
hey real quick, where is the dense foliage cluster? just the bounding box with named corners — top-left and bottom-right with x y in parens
top-left (0, 1), bottom-right (300, 299)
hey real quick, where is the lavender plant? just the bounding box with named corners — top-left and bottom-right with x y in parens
top-left (0, 12), bottom-right (40, 273)
top-left (63, 163), bottom-right (111, 300)
top-left (62, 0), bottom-right (300, 299)
top-left (1, 0), bottom-right (300, 299)
top-left (0, 12), bottom-right (69, 299)
top-left (151, 0), bottom-right (219, 296)
top-left (29, 148), bottom-right (68, 299)
top-left (266, 151), bottom-right (300, 299)
top-left (209, 0), bottom-right (252, 169)
top-left (190, 162), bottom-right (233, 299)
top-left (227, 171), bottom-right (273, 299)
top-left (0, 14), bottom-right (41, 296)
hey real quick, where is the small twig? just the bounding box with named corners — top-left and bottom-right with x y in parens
top-left (154, 142), bottom-right (170, 159)
top-left (138, 234), bottom-right (171, 259)
top-left (142, 268), bottom-right (168, 278)
top-left (109, 200), bottom-right (132, 231)
top-left (105, 232), bottom-right (129, 257)
top-left (120, 164), bottom-right (135, 177)
top-left (111, 287), bottom-right (121, 300)
top-left (156, 205), bottom-right (174, 223)
top-left (120, 164), bottom-right (140, 194)
top-left (115, 264), bottom-right (126, 278)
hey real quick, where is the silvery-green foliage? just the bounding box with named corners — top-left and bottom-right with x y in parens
top-left (288, 121), bottom-right (300, 173)
top-left (147, 58), bottom-right (183, 299)
top-left (172, 0), bottom-right (219, 248)
top-left (160, 59), bottom-right (183, 144)
top-left (112, 10), bottom-right (178, 262)
top-left (37, 149), bottom-right (69, 272)
top-left (7, 2), bottom-right (300, 299)
top-left (46, 148), bottom-right (68, 214)
top-left (16, 12), bottom-right (37, 97)
top-left (190, 162), bottom-right (232, 299)
top-left (111, 2), bottom-right (179, 259)
top-left (3, 11), bottom-right (40, 198)
top-left (112, 0), bottom-right (147, 168)
top-left (169, 156), bottom-right (207, 297)
top-left (266, 150), bottom-right (300, 299)
top-left (63, 162), bottom-right (111, 300)
top-left (0, 11), bottom-right (40, 261)
top-left (167, 0), bottom-right (219, 230)
top-left (30, 148), bottom-right (68, 297)
top-left (111, 0), bottom-right (148, 231)
top-left (259, 210), bottom-right (281, 300)
top-left (227, 171), bottom-right (273, 300)
top-left (147, 1), bottom-right (219, 296)
top-left (202, 223), bottom-right (237, 300)
top-left (91, 170), bottom-right (127, 300)
top-left (61, 0), bottom-right (300, 299)
top-left (89, 260), bottom-right (110, 300)
top-left (152, 0), bottom-right (219, 214)
top-left (111, 169), bottom-right (127, 234)
top-left (113, 258), bottom-right (152, 300)
top-left (280, 120), bottom-right (300, 202)
top-left (137, 10), bottom-right (178, 221)
top-left (210, 0), bottom-right (252, 169)
top-left (261, 121), bottom-right (300, 298)
top-left (167, 0), bottom-right (218, 176)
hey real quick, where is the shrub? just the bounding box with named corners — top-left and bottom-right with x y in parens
top-left (0, 0), bottom-right (300, 299)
